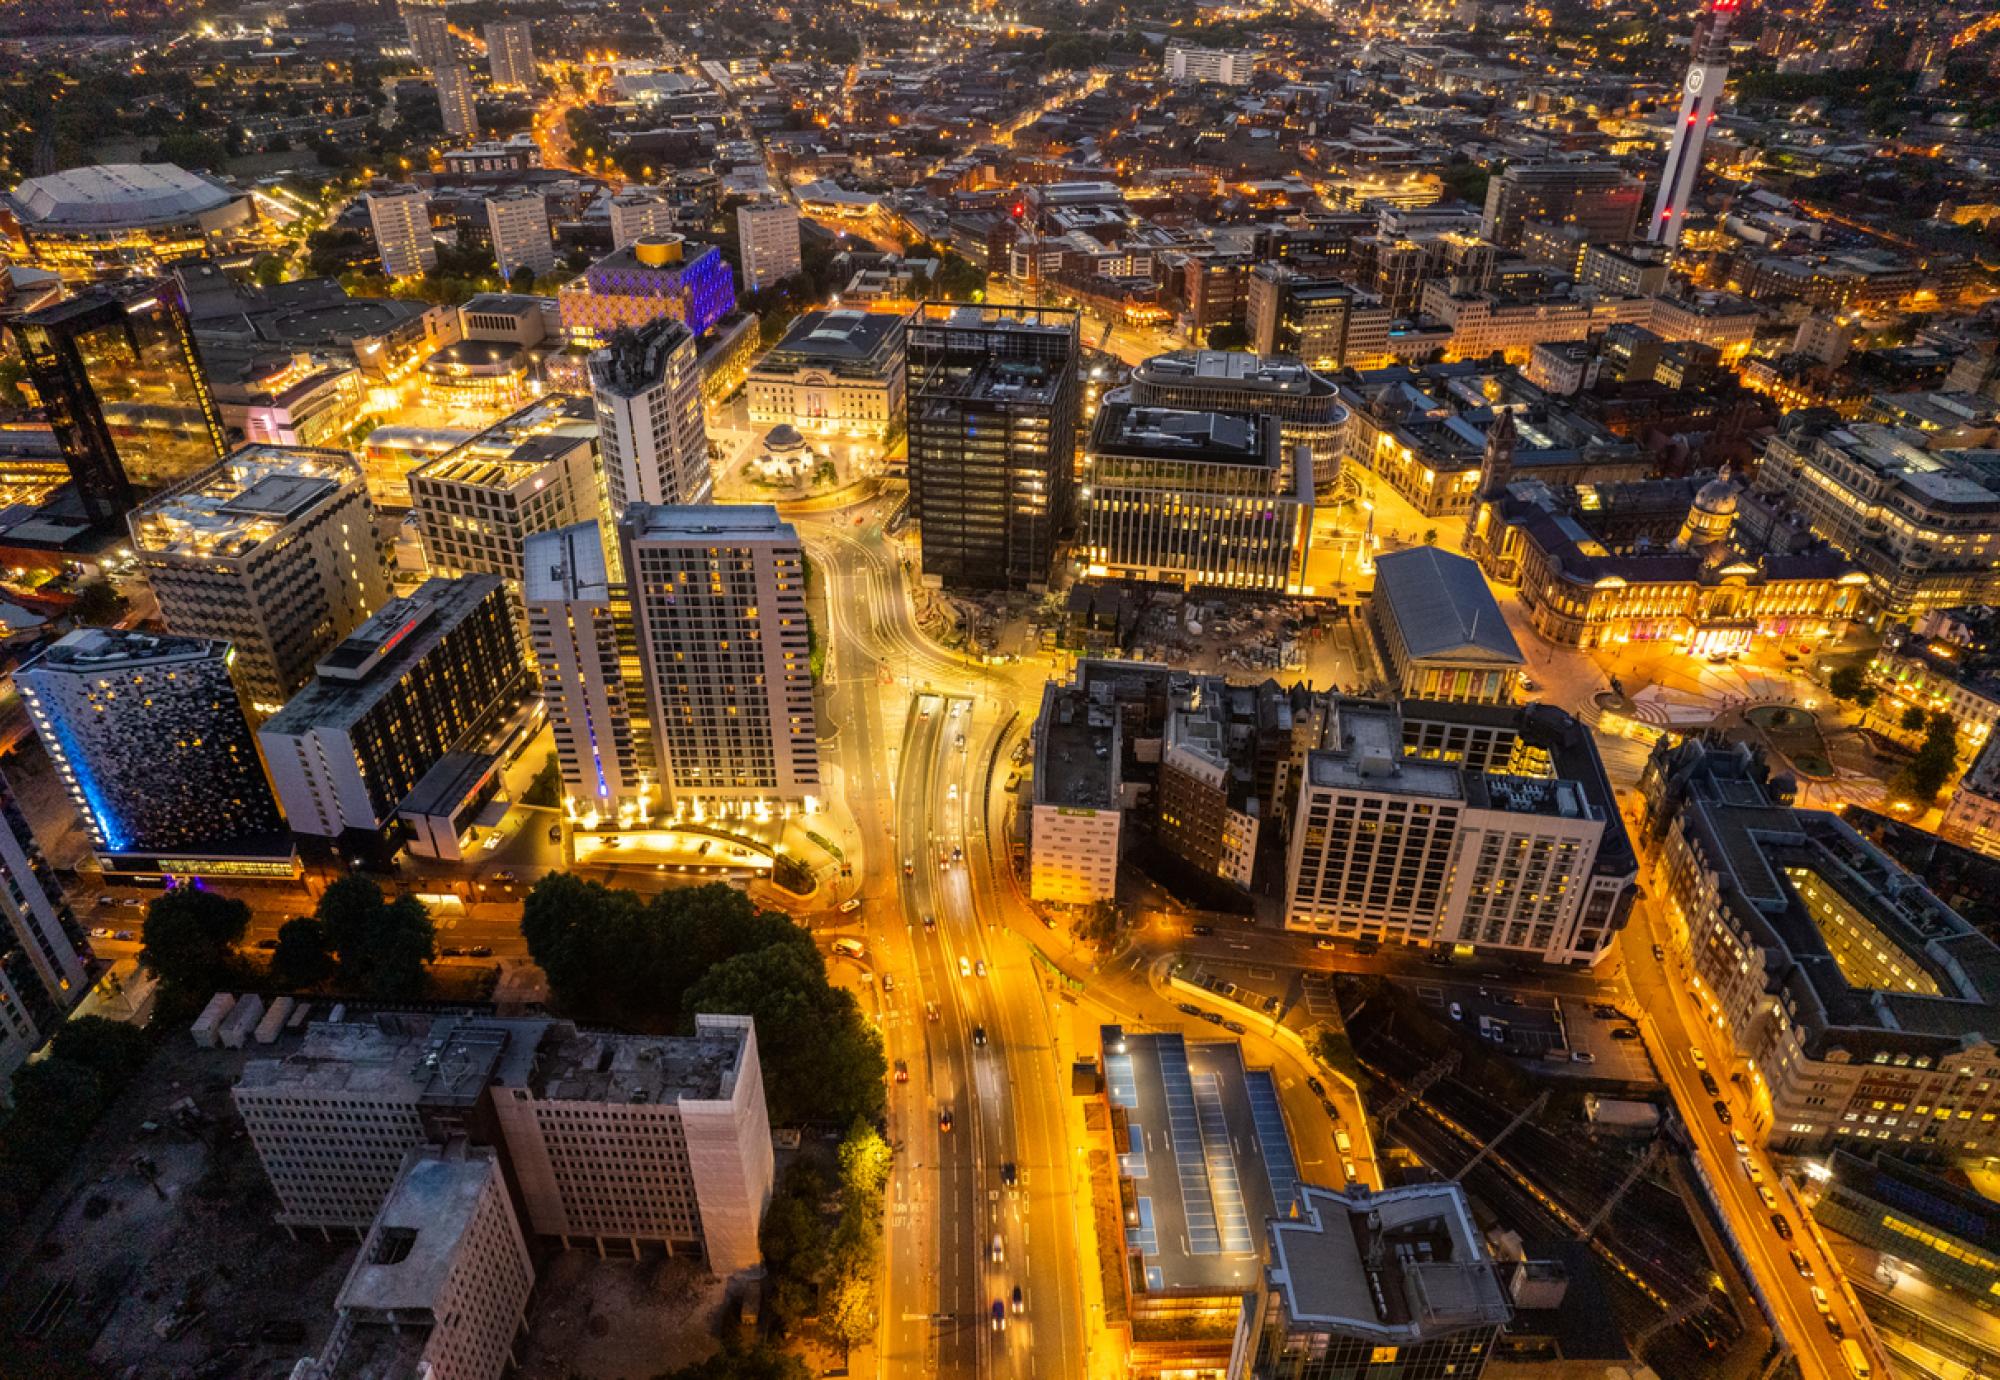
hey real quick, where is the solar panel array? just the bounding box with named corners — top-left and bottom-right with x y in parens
top-left (1158, 1040), bottom-right (1222, 1255)
top-left (1127, 1195), bottom-right (1158, 1254)
top-left (1105, 1048), bottom-right (1138, 1108)
top-left (1245, 1069), bottom-right (1302, 1217)
top-left (1194, 1072), bottom-right (1255, 1254)
top-left (1118, 1119), bottom-right (1149, 1179)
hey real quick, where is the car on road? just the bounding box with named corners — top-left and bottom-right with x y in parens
top-left (468, 946), bottom-right (491, 958)
top-left (972, 1025), bottom-right (986, 1046)
top-left (959, 956), bottom-right (972, 977)
top-left (1652, 944), bottom-right (1665, 961)
top-left (89, 925), bottom-right (112, 939)
top-left (951, 844), bottom-right (963, 863)
top-left (1448, 1002), bottom-right (1464, 1021)
top-left (1222, 1020), bottom-right (1246, 1034)
top-left (548, 823), bottom-right (562, 842)
top-left (1611, 1027), bottom-right (1639, 1041)
top-left (1790, 1249), bottom-right (1813, 1279)
top-left (1335, 1129), bottom-right (1353, 1154)
top-left (1314, 937), bottom-right (1336, 950)
top-left (1200, 1010), bottom-right (1224, 1025)
top-left (989, 1233), bottom-right (1004, 1263)
top-left (94, 895), bottom-right (119, 909)
top-left (256, 938), bottom-right (280, 950)
top-left (1731, 1131), bottom-right (1750, 1156)
top-left (974, 958), bottom-right (986, 978)
top-left (115, 930), bottom-right (133, 941)
top-left (839, 898), bottom-right (862, 914)
top-left (926, 1002), bottom-right (940, 1022)
top-left (1699, 1071), bottom-right (1721, 1097)
top-left (442, 946), bottom-right (466, 957)
top-left (939, 1108), bottom-right (953, 1132)
top-left (956, 733), bottom-right (965, 751)
top-left (903, 857), bottom-right (914, 876)
top-left (492, 870), bottom-right (516, 884)
top-left (894, 1060), bottom-right (909, 1084)
top-left (990, 1300), bottom-right (1006, 1331)
top-left (1758, 1184), bottom-right (1779, 1211)
top-left (1571, 1050), bottom-right (1596, 1064)
top-left (1744, 1160), bottom-right (1763, 1184)
top-left (1307, 1076), bottom-right (1325, 1096)
top-left (1495, 993), bottom-right (1519, 1006)
top-left (1000, 1162), bottom-right (1016, 1186)
top-left (1771, 1213), bottom-right (1792, 1240)
top-left (1191, 925), bottom-right (1213, 937)
top-left (923, 913), bottom-right (935, 930)
top-left (833, 938), bottom-right (866, 959)
top-left (1712, 1100), bottom-right (1733, 1125)
top-left (1011, 1285), bottom-right (1023, 1314)
top-left (1810, 1285), bottom-right (1831, 1315)
top-left (1177, 1003), bottom-right (1201, 1016)
top-left (1689, 1046), bottom-right (1707, 1070)
top-left (882, 974), bottom-right (894, 993)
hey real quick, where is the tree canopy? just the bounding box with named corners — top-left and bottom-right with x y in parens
top-left (141, 886), bottom-right (249, 998)
top-left (316, 875), bottom-right (435, 1001)
top-left (521, 878), bottom-right (885, 1126)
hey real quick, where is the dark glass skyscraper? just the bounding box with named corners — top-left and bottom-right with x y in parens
top-left (908, 303), bottom-right (1079, 591)
top-left (7, 277), bottom-right (226, 526)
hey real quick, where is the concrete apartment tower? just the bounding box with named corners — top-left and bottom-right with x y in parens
top-left (485, 188), bottom-right (553, 282)
top-left (523, 521), bottom-right (657, 823)
top-left (618, 504), bottom-right (820, 806)
top-left (735, 200), bottom-right (802, 291)
top-left (589, 316), bottom-right (712, 511)
top-left (366, 188), bottom-right (436, 278)
top-left (485, 18), bottom-right (536, 90)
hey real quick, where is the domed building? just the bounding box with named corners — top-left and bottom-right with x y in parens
top-left (1469, 470), bottom-right (1866, 655)
top-left (1676, 472), bottom-right (1740, 550)
top-left (3, 164), bottom-right (257, 279)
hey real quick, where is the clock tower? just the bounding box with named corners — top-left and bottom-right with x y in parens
top-left (1648, 0), bottom-right (1739, 249)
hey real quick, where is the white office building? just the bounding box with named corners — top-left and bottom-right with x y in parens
top-left (608, 187), bottom-right (678, 251)
top-left (129, 446), bottom-right (393, 714)
top-left (485, 18), bottom-right (536, 90)
top-left (485, 188), bottom-right (553, 282)
top-left (1285, 700), bottom-right (1636, 965)
top-left (1029, 677), bottom-right (1123, 905)
top-left (590, 315), bottom-right (711, 510)
top-left (234, 1012), bottom-right (774, 1272)
top-left (294, 1143), bottom-right (533, 1380)
top-left (618, 505), bottom-right (819, 806)
top-left (735, 200), bottom-right (802, 291)
top-left (1164, 44), bottom-right (1257, 85)
top-left (367, 188), bottom-right (436, 279)
top-left (524, 522), bottom-right (656, 823)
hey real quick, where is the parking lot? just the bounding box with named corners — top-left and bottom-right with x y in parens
top-left (1400, 978), bottom-right (1656, 1083)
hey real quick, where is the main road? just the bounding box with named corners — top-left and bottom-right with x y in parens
top-left (802, 503), bottom-right (1086, 1380)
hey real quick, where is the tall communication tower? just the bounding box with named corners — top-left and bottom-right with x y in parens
top-left (1649, 0), bottom-right (1739, 248)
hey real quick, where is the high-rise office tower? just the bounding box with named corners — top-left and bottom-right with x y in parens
top-left (1480, 160), bottom-right (1645, 249)
top-left (258, 576), bottom-right (532, 852)
top-left (1650, 0), bottom-right (1740, 248)
top-left (17, 629), bottom-right (292, 875)
top-left (485, 188), bottom-right (554, 282)
top-left (524, 522), bottom-right (656, 822)
top-left (908, 303), bottom-right (1080, 591)
top-left (0, 776), bottom-right (88, 1012)
top-left (608, 188), bottom-right (677, 251)
top-left (589, 317), bottom-right (711, 511)
top-left (735, 200), bottom-right (802, 292)
top-left (366, 189), bottom-right (436, 278)
top-left (410, 395), bottom-right (600, 580)
top-left (619, 505), bottom-right (819, 805)
top-left (435, 61), bottom-right (480, 142)
top-left (403, 4), bottom-right (454, 70)
top-left (7, 280), bottom-right (227, 526)
top-left (485, 18), bottom-right (536, 90)
top-left (129, 447), bottom-right (393, 717)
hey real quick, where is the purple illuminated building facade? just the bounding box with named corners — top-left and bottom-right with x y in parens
top-left (558, 235), bottom-right (735, 346)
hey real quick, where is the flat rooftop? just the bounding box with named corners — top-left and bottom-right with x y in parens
top-left (1090, 402), bottom-right (1272, 468)
top-left (413, 395), bottom-right (595, 490)
top-left (533, 1024), bottom-right (747, 1105)
top-left (236, 1014), bottom-right (544, 1108)
top-left (1311, 700), bottom-right (1462, 799)
top-left (21, 626), bottom-right (227, 678)
top-left (1268, 1182), bottom-right (1509, 1340)
top-left (338, 1147), bottom-right (503, 1317)
top-left (766, 308), bottom-right (903, 362)
top-left (1101, 1026), bottom-right (1300, 1296)
top-left (524, 521), bottom-right (611, 605)
top-left (130, 448), bottom-right (355, 560)
top-left (1134, 349), bottom-right (1337, 400)
top-left (620, 502), bottom-right (798, 546)
top-left (1034, 680), bottom-right (1118, 811)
